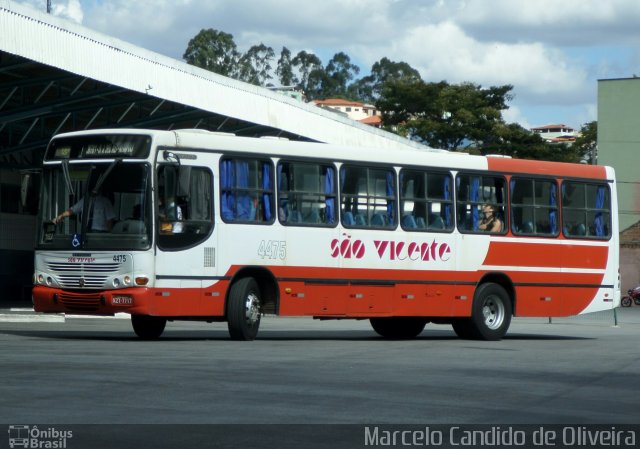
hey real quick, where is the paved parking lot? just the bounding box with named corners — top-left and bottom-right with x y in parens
top-left (1, 307), bottom-right (639, 447)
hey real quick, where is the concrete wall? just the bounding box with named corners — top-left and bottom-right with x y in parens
top-left (598, 78), bottom-right (640, 232)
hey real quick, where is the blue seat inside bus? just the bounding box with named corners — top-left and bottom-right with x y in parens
top-left (402, 214), bottom-right (417, 229)
top-left (429, 215), bottom-right (445, 230)
top-left (306, 209), bottom-right (321, 224)
top-left (371, 213), bottom-right (386, 227)
top-left (343, 211), bottom-right (355, 225)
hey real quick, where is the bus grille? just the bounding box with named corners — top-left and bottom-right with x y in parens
top-left (58, 291), bottom-right (102, 311)
top-left (47, 262), bottom-right (120, 289)
top-left (57, 275), bottom-right (108, 288)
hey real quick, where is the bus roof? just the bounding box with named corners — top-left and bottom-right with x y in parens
top-left (50, 128), bottom-right (612, 180)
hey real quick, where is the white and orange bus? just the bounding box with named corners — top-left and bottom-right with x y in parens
top-left (32, 129), bottom-right (620, 340)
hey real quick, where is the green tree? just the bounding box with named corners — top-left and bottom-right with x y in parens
top-left (378, 79), bottom-right (513, 151)
top-left (350, 57), bottom-right (421, 102)
top-left (574, 121), bottom-right (597, 163)
top-left (276, 47), bottom-right (296, 86)
top-left (321, 52), bottom-right (360, 98)
top-left (183, 28), bottom-right (240, 77)
top-left (237, 43), bottom-right (275, 86)
top-left (467, 122), bottom-right (581, 162)
top-left (291, 51), bottom-right (323, 98)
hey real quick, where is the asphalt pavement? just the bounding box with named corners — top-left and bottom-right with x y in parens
top-left (0, 307), bottom-right (639, 448)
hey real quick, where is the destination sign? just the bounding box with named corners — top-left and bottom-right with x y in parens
top-left (45, 134), bottom-right (152, 160)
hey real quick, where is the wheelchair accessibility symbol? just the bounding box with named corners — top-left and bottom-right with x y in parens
top-left (72, 234), bottom-right (81, 248)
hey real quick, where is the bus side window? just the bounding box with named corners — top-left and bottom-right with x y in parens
top-left (340, 165), bottom-right (396, 229)
top-left (399, 169), bottom-right (453, 232)
top-left (456, 173), bottom-right (506, 234)
top-left (277, 161), bottom-right (336, 227)
top-left (562, 181), bottom-right (610, 239)
top-left (511, 177), bottom-right (558, 237)
top-left (220, 158), bottom-right (274, 224)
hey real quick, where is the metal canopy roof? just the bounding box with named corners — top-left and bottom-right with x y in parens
top-left (0, 0), bottom-right (427, 170)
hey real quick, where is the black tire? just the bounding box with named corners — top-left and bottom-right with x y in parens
top-left (621, 296), bottom-right (632, 307)
top-left (131, 315), bottom-right (166, 339)
top-left (227, 277), bottom-right (262, 341)
top-left (451, 318), bottom-right (475, 339)
top-left (465, 282), bottom-right (512, 341)
top-left (370, 317), bottom-right (428, 339)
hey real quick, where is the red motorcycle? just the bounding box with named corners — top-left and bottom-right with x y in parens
top-left (621, 285), bottom-right (640, 307)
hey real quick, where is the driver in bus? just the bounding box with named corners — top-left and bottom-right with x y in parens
top-left (52, 192), bottom-right (115, 232)
top-left (478, 204), bottom-right (502, 232)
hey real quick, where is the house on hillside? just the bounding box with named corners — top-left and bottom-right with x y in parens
top-left (313, 99), bottom-right (382, 128)
top-left (531, 124), bottom-right (579, 143)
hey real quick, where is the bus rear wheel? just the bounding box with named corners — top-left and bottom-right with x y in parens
top-left (454, 282), bottom-right (512, 341)
top-left (227, 277), bottom-right (262, 341)
top-left (370, 317), bottom-right (428, 339)
top-left (131, 315), bottom-right (166, 339)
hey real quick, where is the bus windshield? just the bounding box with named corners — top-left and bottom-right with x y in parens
top-left (38, 162), bottom-right (152, 250)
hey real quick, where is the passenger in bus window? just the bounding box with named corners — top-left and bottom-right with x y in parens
top-left (479, 204), bottom-right (502, 232)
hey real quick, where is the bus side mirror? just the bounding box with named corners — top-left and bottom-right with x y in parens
top-left (20, 171), bottom-right (40, 213)
top-left (20, 173), bottom-right (31, 208)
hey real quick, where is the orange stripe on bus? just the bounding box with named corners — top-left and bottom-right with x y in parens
top-left (487, 157), bottom-right (608, 178)
top-left (483, 242), bottom-right (608, 269)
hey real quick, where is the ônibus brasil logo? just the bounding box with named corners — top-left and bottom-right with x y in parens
top-left (8, 425), bottom-right (73, 448)
top-left (330, 234), bottom-right (451, 262)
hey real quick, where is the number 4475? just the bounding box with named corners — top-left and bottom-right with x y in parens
top-left (258, 240), bottom-right (286, 260)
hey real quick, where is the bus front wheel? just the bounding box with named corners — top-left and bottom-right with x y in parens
top-left (131, 315), bottom-right (166, 339)
top-left (370, 317), bottom-right (428, 339)
top-left (453, 283), bottom-right (512, 341)
top-left (227, 277), bottom-right (262, 341)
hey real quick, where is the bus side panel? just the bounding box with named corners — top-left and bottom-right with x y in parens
top-left (393, 282), bottom-right (456, 317)
top-left (513, 285), bottom-right (565, 316)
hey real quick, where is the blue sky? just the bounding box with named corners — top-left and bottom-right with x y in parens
top-left (16, 0), bottom-right (640, 131)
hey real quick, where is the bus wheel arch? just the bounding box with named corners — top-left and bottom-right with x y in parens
top-left (452, 273), bottom-right (514, 341)
top-left (478, 272), bottom-right (515, 315)
top-left (225, 267), bottom-right (279, 340)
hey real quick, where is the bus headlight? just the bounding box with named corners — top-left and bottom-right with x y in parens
top-left (113, 278), bottom-right (121, 288)
top-left (124, 276), bottom-right (131, 285)
top-left (37, 274), bottom-right (45, 284)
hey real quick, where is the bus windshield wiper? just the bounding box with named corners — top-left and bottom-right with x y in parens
top-left (61, 159), bottom-right (74, 196)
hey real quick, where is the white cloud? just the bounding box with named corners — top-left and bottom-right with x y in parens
top-left (53, 0), bottom-right (83, 23)
top-left (437, 0), bottom-right (640, 46)
top-left (17, 0), bottom-right (83, 23)
top-left (501, 105), bottom-right (532, 130)
top-left (13, 0), bottom-right (636, 129)
top-left (377, 21), bottom-right (590, 105)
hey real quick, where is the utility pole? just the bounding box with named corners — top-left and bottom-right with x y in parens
top-left (46, 0), bottom-right (51, 13)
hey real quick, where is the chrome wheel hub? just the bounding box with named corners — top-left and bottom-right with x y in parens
top-left (245, 292), bottom-right (261, 325)
top-left (482, 296), bottom-right (505, 330)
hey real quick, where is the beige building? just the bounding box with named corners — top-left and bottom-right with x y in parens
top-left (313, 99), bottom-right (382, 127)
top-left (531, 124), bottom-right (579, 143)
